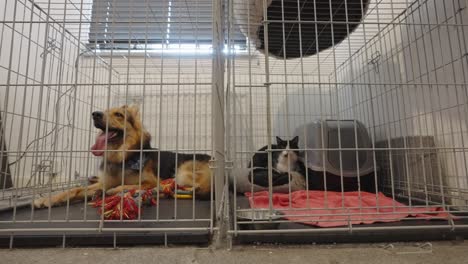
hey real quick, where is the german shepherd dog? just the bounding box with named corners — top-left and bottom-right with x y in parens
top-left (34, 105), bottom-right (212, 208)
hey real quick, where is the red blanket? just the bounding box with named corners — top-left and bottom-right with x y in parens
top-left (246, 191), bottom-right (453, 227)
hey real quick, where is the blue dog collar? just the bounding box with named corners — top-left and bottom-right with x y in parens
top-left (126, 153), bottom-right (150, 171)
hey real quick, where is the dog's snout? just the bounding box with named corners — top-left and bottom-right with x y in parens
top-left (92, 111), bottom-right (104, 120)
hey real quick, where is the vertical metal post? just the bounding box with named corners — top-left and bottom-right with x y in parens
top-left (212, 0), bottom-right (226, 245)
top-left (0, 112), bottom-right (12, 189)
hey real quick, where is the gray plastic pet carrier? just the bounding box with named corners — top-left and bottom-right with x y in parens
top-left (294, 120), bottom-right (375, 178)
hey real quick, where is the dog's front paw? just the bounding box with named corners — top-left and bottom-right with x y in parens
top-left (92, 189), bottom-right (104, 201)
top-left (33, 197), bottom-right (51, 208)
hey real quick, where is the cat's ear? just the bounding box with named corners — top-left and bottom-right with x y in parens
top-left (291, 136), bottom-right (299, 146)
top-left (276, 136), bottom-right (284, 145)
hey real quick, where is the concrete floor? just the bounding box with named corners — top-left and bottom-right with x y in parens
top-left (2, 241), bottom-right (468, 264)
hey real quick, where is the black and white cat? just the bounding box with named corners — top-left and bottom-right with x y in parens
top-left (247, 136), bottom-right (306, 188)
top-left (246, 136), bottom-right (377, 192)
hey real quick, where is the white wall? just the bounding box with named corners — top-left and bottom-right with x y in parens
top-left (335, 0), bottom-right (468, 204)
top-left (88, 55), bottom-right (214, 153)
top-left (0, 0), bottom-right (111, 188)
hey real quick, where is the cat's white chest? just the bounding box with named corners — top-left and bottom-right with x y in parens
top-left (275, 150), bottom-right (298, 172)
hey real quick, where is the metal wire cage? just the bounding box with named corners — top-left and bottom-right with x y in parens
top-left (1, 0), bottom-right (468, 248)
top-left (227, 0), bottom-right (468, 243)
top-left (0, 0), bottom-right (226, 247)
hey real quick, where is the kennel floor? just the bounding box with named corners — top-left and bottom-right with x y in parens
top-left (233, 194), bottom-right (468, 244)
top-left (0, 197), bottom-right (212, 247)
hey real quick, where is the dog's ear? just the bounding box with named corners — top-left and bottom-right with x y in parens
top-left (127, 104), bottom-right (140, 114)
top-left (122, 104), bottom-right (140, 115)
top-left (123, 104), bottom-right (141, 120)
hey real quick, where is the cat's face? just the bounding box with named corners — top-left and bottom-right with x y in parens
top-left (275, 136), bottom-right (300, 172)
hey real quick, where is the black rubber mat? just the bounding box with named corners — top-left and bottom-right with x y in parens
top-left (0, 199), bottom-right (212, 247)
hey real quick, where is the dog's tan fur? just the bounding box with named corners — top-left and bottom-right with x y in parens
top-left (175, 161), bottom-right (212, 198)
top-left (34, 105), bottom-right (211, 208)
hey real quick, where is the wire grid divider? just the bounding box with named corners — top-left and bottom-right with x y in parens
top-left (226, 0), bottom-right (468, 240)
top-left (0, 0), bottom-right (225, 247)
top-left (0, 0), bottom-right (468, 247)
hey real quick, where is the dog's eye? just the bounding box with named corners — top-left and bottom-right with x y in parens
top-left (115, 112), bottom-right (124, 118)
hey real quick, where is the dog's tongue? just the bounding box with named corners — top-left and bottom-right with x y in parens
top-left (91, 132), bottom-right (116, 156)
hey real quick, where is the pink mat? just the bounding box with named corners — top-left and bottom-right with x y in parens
top-left (246, 191), bottom-right (453, 227)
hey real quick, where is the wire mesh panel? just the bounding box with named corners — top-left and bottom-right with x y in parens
top-left (0, 0), bottom-right (221, 247)
top-left (1, 0), bottom-right (113, 200)
top-left (1, 0), bottom-right (468, 247)
top-left (227, 0), bottom-right (468, 243)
